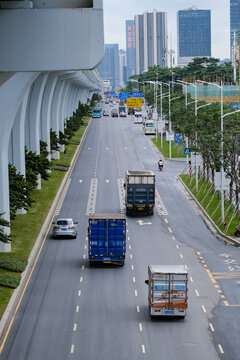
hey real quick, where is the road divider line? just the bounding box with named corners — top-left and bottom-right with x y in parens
top-left (81, 265), bottom-right (85, 270)
top-left (202, 305), bottom-right (207, 313)
top-left (195, 289), bottom-right (200, 297)
top-left (172, 236), bottom-right (175, 240)
top-left (139, 323), bottom-right (143, 332)
top-left (130, 254), bottom-right (133, 259)
top-left (218, 344), bottom-right (224, 354)
top-left (83, 254), bottom-right (86, 259)
top-left (190, 276), bottom-right (193, 282)
top-left (185, 265), bottom-right (188, 270)
top-left (142, 345), bottom-right (146, 354)
top-left (70, 344), bottom-right (74, 354)
top-left (176, 245), bottom-right (179, 249)
top-left (209, 323), bottom-right (214, 332)
top-left (133, 277), bottom-right (136, 283)
top-left (73, 323), bottom-right (77, 332)
top-left (164, 218), bottom-right (168, 224)
top-left (137, 306), bottom-right (140, 313)
top-left (131, 265), bottom-right (134, 271)
top-left (76, 306), bottom-right (79, 312)
top-left (80, 277), bottom-right (83, 283)
top-left (180, 253), bottom-right (183, 259)
top-left (168, 227), bottom-right (172, 233)
top-left (135, 290), bottom-right (138, 297)
top-left (78, 290), bottom-right (81, 297)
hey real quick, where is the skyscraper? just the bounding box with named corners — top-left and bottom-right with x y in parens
top-left (135, 10), bottom-right (168, 74)
top-left (125, 20), bottom-right (136, 80)
top-left (177, 6), bottom-right (211, 66)
top-left (119, 49), bottom-right (127, 87)
top-left (97, 44), bottom-right (120, 89)
top-left (230, 0), bottom-right (240, 58)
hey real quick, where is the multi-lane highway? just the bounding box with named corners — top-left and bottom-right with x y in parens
top-left (1, 103), bottom-right (240, 360)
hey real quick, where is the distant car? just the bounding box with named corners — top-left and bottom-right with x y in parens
top-left (52, 218), bottom-right (78, 238)
top-left (119, 111), bottom-right (127, 117)
top-left (134, 112), bottom-right (143, 124)
top-left (111, 109), bottom-right (118, 117)
top-left (103, 109), bottom-right (110, 116)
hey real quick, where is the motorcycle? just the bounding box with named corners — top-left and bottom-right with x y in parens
top-left (158, 163), bottom-right (163, 171)
top-left (234, 225), bottom-right (240, 237)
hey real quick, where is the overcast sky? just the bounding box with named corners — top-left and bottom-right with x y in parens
top-left (103, 0), bottom-right (230, 60)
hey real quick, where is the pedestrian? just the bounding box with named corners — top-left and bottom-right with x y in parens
top-left (64, 149), bottom-right (67, 159)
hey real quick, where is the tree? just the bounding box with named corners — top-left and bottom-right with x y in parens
top-left (0, 214), bottom-right (11, 243)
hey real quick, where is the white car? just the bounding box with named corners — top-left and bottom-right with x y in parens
top-left (134, 112), bottom-right (143, 124)
top-left (52, 218), bottom-right (78, 238)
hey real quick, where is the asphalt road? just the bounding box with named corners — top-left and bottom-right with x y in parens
top-left (1, 103), bottom-right (240, 360)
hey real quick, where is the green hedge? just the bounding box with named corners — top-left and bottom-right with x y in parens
top-left (0, 257), bottom-right (27, 273)
top-left (0, 273), bottom-right (21, 289)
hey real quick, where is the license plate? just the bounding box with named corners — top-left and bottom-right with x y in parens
top-left (165, 310), bottom-right (174, 315)
top-left (61, 228), bottom-right (68, 231)
top-left (103, 257), bottom-right (111, 261)
top-left (103, 261), bottom-right (111, 263)
top-left (138, 207), bottom-right (144, 210)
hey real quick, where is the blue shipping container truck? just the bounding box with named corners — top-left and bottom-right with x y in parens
top-left (125, 170), bottom-right (155, 216)
top-left (88, 214), bottom-right (126, 265)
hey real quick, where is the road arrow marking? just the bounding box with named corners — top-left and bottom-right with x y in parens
top-left (137, 220), bottom-right (152, 226)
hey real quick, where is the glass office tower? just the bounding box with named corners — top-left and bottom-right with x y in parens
top-left (97, 44), bottom-right (120, 89)
top-left (177, 6), bottom-right (211, 66)
top-left (230, 0), bottom-right (240, 58)
top-left (125, 20), bottom-right (136, 80)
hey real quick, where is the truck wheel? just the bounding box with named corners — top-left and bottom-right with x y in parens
top-left (126, 209), bottom-right (131, 216)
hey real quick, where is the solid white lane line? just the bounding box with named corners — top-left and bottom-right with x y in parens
top-left (81, 265), bottom-right (85, 270)
top-left (136, 306), bottom-right (140, 313)
top-left (133, 277), bottom-right (136, 282)
top-left (73, 323), bottom-right (77, 332)
top-left (195, 289), bottom-right (200, 297)
top-left (78, 290), bottom-right (81, 296)
top-left (218, 344), bottom-right (224, 354)
top-left (180, 253), bottom-right (183, 259)
top-left (135, 290), bottom-right (138, 297)
top-left (139, 323), bottom-right (143, 332)
top-left (131, 265), bottom-right (134, 270)
top-left (190, 276), bottom-right (193, 282)
top-left (202, 305), bottom-right (207, 313)
top-left (76, 306), bottom-right (79, 312)
top-left (209, 323), bottom-right (215, 332)
top-left (80, 277), bottom-right (83, 283)
top-left (70, 345), bottom-right (74, 354)
top-left (142, 345), bottom-right (146, 354)
top-left (176, 245), bottom-right (179, 249)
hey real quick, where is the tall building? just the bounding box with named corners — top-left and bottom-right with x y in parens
top-left (119, 49), bottom-right (127, 87)
top-left (125, 20), bottom-right (136, 80)
top-left (135, 10), bottom-right (168, 74)
top-left (97, 44), bottom-right (120, 89)
top-left (230, 0), bottom-right (240, 58)
top-left (177, 6), bottom-right (211, 66)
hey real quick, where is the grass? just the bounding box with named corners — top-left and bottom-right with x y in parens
top-left (152, 136), bottom-right (186, 158)
top-left (0, 116), bottom-right (90, 319)
top-left (180, 174), bottom-right (239, 237)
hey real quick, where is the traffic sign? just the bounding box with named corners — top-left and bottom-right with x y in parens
top-left (132, 92), bottom-right (143, 98)
top-left (175, 132), bottom-right (181, 138)
top-left (175, 138), bottom-right (181, 144)
top-left (184, 147), bottom-right (191, 155)
top-left (127, 98), bottom-right (143, 108)
top-left (118, 92), bottom-right (131, 99)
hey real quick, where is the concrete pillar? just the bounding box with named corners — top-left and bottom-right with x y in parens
top-left (0, 72), bottom-right (38, 252)
top-left (41, 74), bottom-right (58, 161)
top-left (51, 78), bottom-right (65, 159)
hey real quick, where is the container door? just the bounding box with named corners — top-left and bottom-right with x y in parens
top-left (169, 274), bottom-right (187, 309)
top-left (107, 219), bottom-right (125, 257)
top-left (90, 219), bottom-right (107, 257)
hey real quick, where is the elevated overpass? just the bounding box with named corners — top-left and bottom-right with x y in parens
top-left (0, 0), bottom-right (104, 251)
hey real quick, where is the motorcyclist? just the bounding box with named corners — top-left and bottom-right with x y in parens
top-left (158, 159), bottom-right (163, 169)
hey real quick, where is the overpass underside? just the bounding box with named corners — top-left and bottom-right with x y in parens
top-left (0, 0), bottom-right (104, 251)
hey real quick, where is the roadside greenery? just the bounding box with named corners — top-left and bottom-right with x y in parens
top-left (152, 136), bottom-right (186, 158)
top-left (125, 57), bottom-right (240, 225)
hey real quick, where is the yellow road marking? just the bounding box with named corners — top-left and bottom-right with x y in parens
top-left (203, 264), bottom-right (208, 268)
top-left (164, 218), bottom-right (168, 224)
top-left (224, 300), bottom-right (240, 307)
top-left (196, 251), bottom-right (201, 255)
top-left (168, 227), bottom-right (172, 233)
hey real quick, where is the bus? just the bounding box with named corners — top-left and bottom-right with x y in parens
top-left (92, 106), bottom-right (102, 118)
top-left (144, 120), bottom-right (156, 135)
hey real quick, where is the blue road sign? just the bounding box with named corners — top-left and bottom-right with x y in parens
top-left (184, 147), bottom-right (191, 155)
top-left (175, 132), bottom-right (181, 138)
top-left (118, 92), bottom-right (131, 99)
top-left (175, 138), bottom-right (181, 144)
top-left (110, 91), bottom-right (117, 96)
top-left (132, 92), bottom-right (143, 98)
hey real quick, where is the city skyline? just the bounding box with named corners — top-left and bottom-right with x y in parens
top-left (103, 0), bottom-right (230, 60)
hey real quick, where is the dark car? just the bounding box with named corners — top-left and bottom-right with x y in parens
top-left (111, 109), bottom-right (118, 117)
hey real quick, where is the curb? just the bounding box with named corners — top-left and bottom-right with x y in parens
top-left (0, 117), bottom-right (92, 347)
top-left (151, 140), bottom-right (187, 162)
top-left (177, 175), bottom-right (240, 247)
